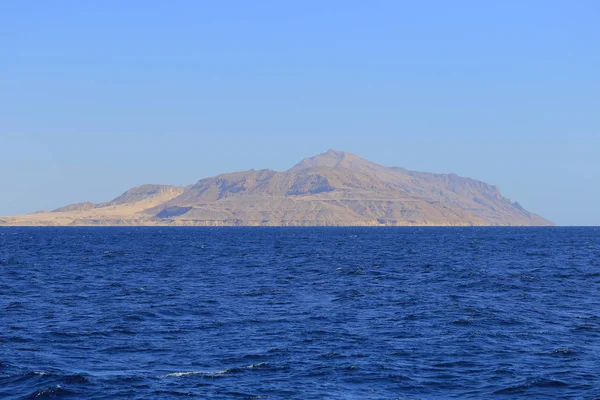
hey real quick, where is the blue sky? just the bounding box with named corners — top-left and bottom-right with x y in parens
top-left (1, 1), bottom-right (598, 225)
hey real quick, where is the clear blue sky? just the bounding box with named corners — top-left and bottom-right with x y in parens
top-left (1, 1), bottom-right (598, 225)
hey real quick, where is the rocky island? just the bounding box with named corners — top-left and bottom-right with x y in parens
top-left (0, 150), bottom-right (553, 226)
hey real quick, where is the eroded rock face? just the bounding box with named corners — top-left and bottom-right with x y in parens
top-left (287, 175), bottom-right (335, 195)
top-left (0, 150), bottom-right (554, 226)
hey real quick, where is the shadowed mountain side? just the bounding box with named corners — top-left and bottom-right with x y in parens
top-left (0, 150), bottom-right (553, 226)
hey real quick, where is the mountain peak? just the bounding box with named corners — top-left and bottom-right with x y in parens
top-left (290, 149), bottom-right (365, 172)
top-left (324, 148), bottom-right (345, 157)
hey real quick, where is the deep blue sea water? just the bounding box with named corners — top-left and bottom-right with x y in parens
top-left (1, 227), bottom-right (600, 399)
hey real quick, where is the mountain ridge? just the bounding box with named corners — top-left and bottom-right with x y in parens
top-left (0, 150), bottom-right (553, 226)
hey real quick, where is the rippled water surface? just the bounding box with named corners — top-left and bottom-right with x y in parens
top-left (1, 227), bottom-right (600, 399)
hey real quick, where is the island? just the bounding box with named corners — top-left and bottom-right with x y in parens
top-left (0, 150), bottom-right (553, 226)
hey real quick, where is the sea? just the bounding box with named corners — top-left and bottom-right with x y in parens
top-left (1, 227), bottom-right (599, 399)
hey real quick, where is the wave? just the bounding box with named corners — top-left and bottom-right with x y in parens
top-left (0, 371), bottom-right (91, 400)
top-left (23, 385), bottom-right (76, 399)
top-left (493, 377), bottom-right (568, 394)
top-left (161, 362), bottom-right (268, 378)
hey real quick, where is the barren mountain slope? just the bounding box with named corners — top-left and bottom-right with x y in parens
top-left (0, 185), bottom-right (185, 226)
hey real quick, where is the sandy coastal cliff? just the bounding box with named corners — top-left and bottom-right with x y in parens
top-left (0, 150), bottom-right (553, 226)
